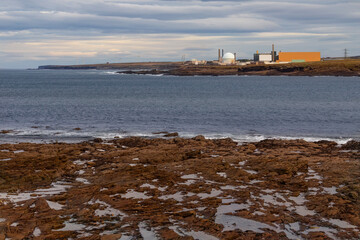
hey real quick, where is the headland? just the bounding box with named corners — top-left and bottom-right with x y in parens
top-left (38, 59), bottom-right (360, 77)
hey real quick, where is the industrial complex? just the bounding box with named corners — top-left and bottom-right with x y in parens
top-left (191, 45), bottom-right (321, 66)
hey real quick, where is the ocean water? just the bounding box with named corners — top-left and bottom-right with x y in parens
top-left (0, 69), bottom-right (359, 143)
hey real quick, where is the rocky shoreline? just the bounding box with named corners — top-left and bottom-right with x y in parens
top-left (38, 60), bottom-right (360, 77)
top-left (118, 62), bottom-right (360, 77)
top-left (1, 137), bottom-right (360, 239)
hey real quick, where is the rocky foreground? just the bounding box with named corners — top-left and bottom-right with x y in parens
top-left (0, 137), bottom-right (360, 239)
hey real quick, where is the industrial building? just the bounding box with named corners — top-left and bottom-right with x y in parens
top-left (218, 49), bottom-right (236, 65)
top-left (253, 45), bottom-right (321, 63)
top-left (253, 44), bottom-right (277, 63)
top-left (277, 52), bottom-right (321, 63)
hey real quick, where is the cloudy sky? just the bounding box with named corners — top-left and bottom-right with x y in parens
top-left (1, 0), bottom-right (359, 68)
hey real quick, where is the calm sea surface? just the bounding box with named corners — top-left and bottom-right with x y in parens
top-left (0, 69), bottom-right (359, 143)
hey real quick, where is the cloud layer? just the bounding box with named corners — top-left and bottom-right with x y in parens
top-left (0, 0), bottom-right (359, 68)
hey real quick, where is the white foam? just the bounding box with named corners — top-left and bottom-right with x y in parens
top-left (0, 158), bottom-right (12, 161)
top-left (0, 218), bottom-right (5, 222)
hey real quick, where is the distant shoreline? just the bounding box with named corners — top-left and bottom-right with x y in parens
top-left (38, 59), bottom-right (360, 77)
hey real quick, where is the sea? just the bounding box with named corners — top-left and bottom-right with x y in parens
top-left (0, 69), bottom-right (359, 144)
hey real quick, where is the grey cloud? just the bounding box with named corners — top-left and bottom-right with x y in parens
top-left (0, 0), bottom-right (359, 68)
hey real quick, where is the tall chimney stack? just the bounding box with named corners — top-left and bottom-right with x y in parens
top-left (222, 49), bottom-right (224, 57)
top-left (218, 49), bottom-right (221, 61)
top-left (272, 44), bottom-right (275, 62)
top-left (234, 53), bottom-right (236, 62)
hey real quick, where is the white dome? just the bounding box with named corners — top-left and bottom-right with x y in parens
top-left (223, 52), bottom-right (235, 59)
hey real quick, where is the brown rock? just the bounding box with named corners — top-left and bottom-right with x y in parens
top-left (101, 233), bottom-right (122, 240)
top-left (164, 132), bottom-right (179, 137)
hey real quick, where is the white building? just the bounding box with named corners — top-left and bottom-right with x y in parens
top-left (222, 52), bottom-right (236, 64)
top-left (254, 53), bottom-right (272, 62)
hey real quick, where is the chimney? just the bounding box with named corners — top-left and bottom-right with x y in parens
top-left (234, 53), bottom-right (236, 62)
top-left (218, 49), bottom-right (221, 61)
top-left (272, 44), bottom-right (275, 62)
top-left (222, 49), bottom-right (224, 57)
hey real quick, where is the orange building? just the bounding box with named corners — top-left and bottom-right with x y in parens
top-left (277, 52), bottom-right (321, 63)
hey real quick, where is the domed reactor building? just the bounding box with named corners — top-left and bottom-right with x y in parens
top-left (218, 49), bottom-right (236, 65)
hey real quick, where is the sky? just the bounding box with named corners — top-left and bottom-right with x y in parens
top-left (0, 0), bottom-right (359, 68)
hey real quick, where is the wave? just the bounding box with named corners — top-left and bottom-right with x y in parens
top-left (0, 128), bottom-right (355, 145)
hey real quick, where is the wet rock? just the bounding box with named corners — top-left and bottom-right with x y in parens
top-left (342, 140), bottom-right (360, 150)
top-left (101, 234), bottom-right (122, 240)
top-left (192, 135), bottom-right (206, 141)
top-left (93, 138), bottom-right (103, 143)
top-left (164, 132), bottom-right (179, 137)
